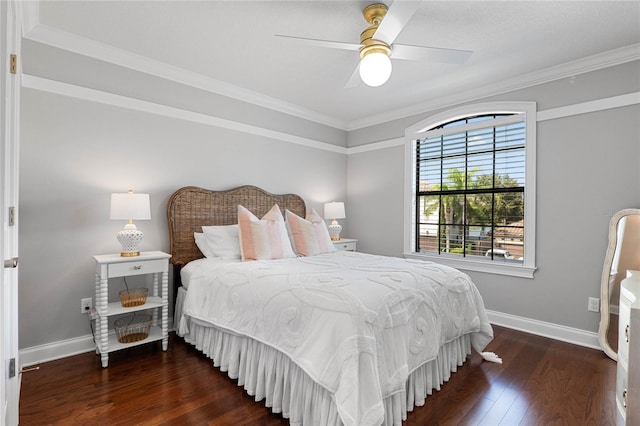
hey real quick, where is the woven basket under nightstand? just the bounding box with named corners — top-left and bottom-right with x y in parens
top-left (114, 314), bottom-right (151, 343)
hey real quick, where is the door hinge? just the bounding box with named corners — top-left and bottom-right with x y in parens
top-left (8, 206), bottom-right (15, 226)
top-left (10, 54), bottom-right (17, 74)
top-left (9, 358), bottom-right (15, 378)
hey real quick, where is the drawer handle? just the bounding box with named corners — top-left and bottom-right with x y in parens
top-left (625, 324), bottom-right (630, 343)
top-left (623, 389), bottom-right (627, 408)
top-left (133, 265), bottom-right (142, 270)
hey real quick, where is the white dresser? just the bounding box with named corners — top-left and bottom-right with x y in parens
top-left (617, 271), bottom-right (639, 425)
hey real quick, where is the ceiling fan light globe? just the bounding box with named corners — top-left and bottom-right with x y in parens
top-left (359, 52), bottom-right (392, 87)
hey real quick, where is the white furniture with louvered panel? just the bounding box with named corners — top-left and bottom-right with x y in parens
top-left (617, 271), bottom-right (639, 425)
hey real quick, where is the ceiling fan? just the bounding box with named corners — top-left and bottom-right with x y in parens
top-left (275, 2), bottom-right (473, 87)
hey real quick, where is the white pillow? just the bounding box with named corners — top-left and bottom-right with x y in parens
top-left (194, 232), bottom-right (216, 258)
top-left (285, 209), bottom-right (337, 256)
top-left (238, 204), bottom-right (296, 261)
top-left (201, 224), bottom-right (241, 260)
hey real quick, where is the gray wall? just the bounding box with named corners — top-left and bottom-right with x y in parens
top-left (346, 61), bottom-right (640, 333)
top-left (19, 88), bottom-right (347, 349)
top-left (18, 56), bottom-right (640, 352)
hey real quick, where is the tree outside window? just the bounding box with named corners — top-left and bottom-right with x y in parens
top-left (415, 114), bottom-right (525, 262)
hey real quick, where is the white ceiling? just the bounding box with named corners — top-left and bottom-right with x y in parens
top-left (27, 1), bottom-right (640, 130)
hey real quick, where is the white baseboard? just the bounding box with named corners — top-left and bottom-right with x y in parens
top-left (487, 310), bottom-right (601, 350)
top-left (20, 312), bottom-right (602, 367)
top-left (20, 334), bottom-right (97, 367)
top-left (20, 317), bottom-right (175, 367)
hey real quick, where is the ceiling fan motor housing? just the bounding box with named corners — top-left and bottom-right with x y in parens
top-left (362, 3), bottom-right (388, 25)
top-left (359, 3), bottom-right (391, 58)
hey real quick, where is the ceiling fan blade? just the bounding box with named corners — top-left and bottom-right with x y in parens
top-left (373, 1), bottom-right (421, 45)
top-left (391, 44), bottom-right (472, 64)
top-left (275, 34), bottom-right (360, 51)
top-left (344, 63), bottom-right (362, 88)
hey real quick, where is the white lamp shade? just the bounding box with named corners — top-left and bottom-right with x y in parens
top-left (359, 52), bottom-right (392, 87)
top-left (110, 193), bottom-right (151, 221)
top-left (324, 202), bottom-right (346, 220)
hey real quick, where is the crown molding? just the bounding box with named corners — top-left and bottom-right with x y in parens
top-left (23, 23), bottom-right (349, 131)
top-left (23, 74), bottom-right (348, 155)
top-left (537, 91), bottom-right (640, 122)
top-left (349, 92), bottom-right (639, 154)
top-left (21, 6), bottom-right (639, 135)
top-left (346, 137), bottom-right (404, 155)
top-left (347, 43), bottom-right (640, 131)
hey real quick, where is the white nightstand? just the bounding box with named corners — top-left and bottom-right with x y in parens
top-left (333, 238), bottom-right (357, 252)
top-left (93, 251), bottom-right (171, 367)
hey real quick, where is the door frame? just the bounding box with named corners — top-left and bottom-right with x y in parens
top-left (1, 1), bottom-right (22, 424)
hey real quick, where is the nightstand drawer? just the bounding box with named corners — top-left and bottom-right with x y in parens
top-left (108, 259), bottom-right (166, 278)
top-left (333, 239), bottom-right (357, 251)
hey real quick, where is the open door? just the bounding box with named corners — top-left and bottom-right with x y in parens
top-left (1, 1), bottom-right (21, 424)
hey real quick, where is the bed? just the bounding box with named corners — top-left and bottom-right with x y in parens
top-left (167, 185), bottom-right (494, 426)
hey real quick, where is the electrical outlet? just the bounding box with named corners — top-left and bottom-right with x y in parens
top-left (588, 297), bottom-right (600, 313)
top-left (81, 297), bottom-right (92, 314)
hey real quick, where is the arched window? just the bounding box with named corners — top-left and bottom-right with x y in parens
top-left (404, 102), bottom-right (537, 278)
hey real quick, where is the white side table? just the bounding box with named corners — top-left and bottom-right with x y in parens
top-left (333, 238), bottom-right (357, 252)
top-left (93, 251), bottom-right (171, 367)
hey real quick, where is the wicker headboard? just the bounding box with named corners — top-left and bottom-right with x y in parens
top-left (166, 185), bottom-right (306, 266)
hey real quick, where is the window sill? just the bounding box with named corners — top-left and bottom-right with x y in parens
top-left (403, 252), bottom-right (537, 279)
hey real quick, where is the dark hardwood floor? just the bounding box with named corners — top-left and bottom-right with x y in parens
top-left (20, 325), bottom-right (617, 425)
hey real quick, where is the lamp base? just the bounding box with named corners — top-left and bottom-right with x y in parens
top-left (328, 220), bottom-right (342, 241)
top-left (117, 223), bottom-right (143, 257)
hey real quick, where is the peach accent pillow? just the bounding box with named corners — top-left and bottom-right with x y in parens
top-left (238, 204), bottom-right (296, 261)
top-left (285, 209), bottom-right (337, 257)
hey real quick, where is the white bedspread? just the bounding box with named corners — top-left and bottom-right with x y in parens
top-left (179, 251), bottom-right (493, 426)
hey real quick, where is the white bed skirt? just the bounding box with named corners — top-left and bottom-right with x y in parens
top-left (175, 287), bottom-right (472, 426)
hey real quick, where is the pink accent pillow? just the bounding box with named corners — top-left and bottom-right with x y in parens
top-left (285, 209), bottom-right (337, 256)
top-left (238, 204), bottom-right (296, 261)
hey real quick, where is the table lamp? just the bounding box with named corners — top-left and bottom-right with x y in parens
top-left (324, 201), bottom-right (346, 241)
top-left (110, 190), bottom-right (151, 256)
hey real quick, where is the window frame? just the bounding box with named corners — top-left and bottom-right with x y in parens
top-left (403, 101), bottom-right (537, 278)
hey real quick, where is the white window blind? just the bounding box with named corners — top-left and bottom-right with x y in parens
top-left (415, 113), bottom-right (526, 263)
